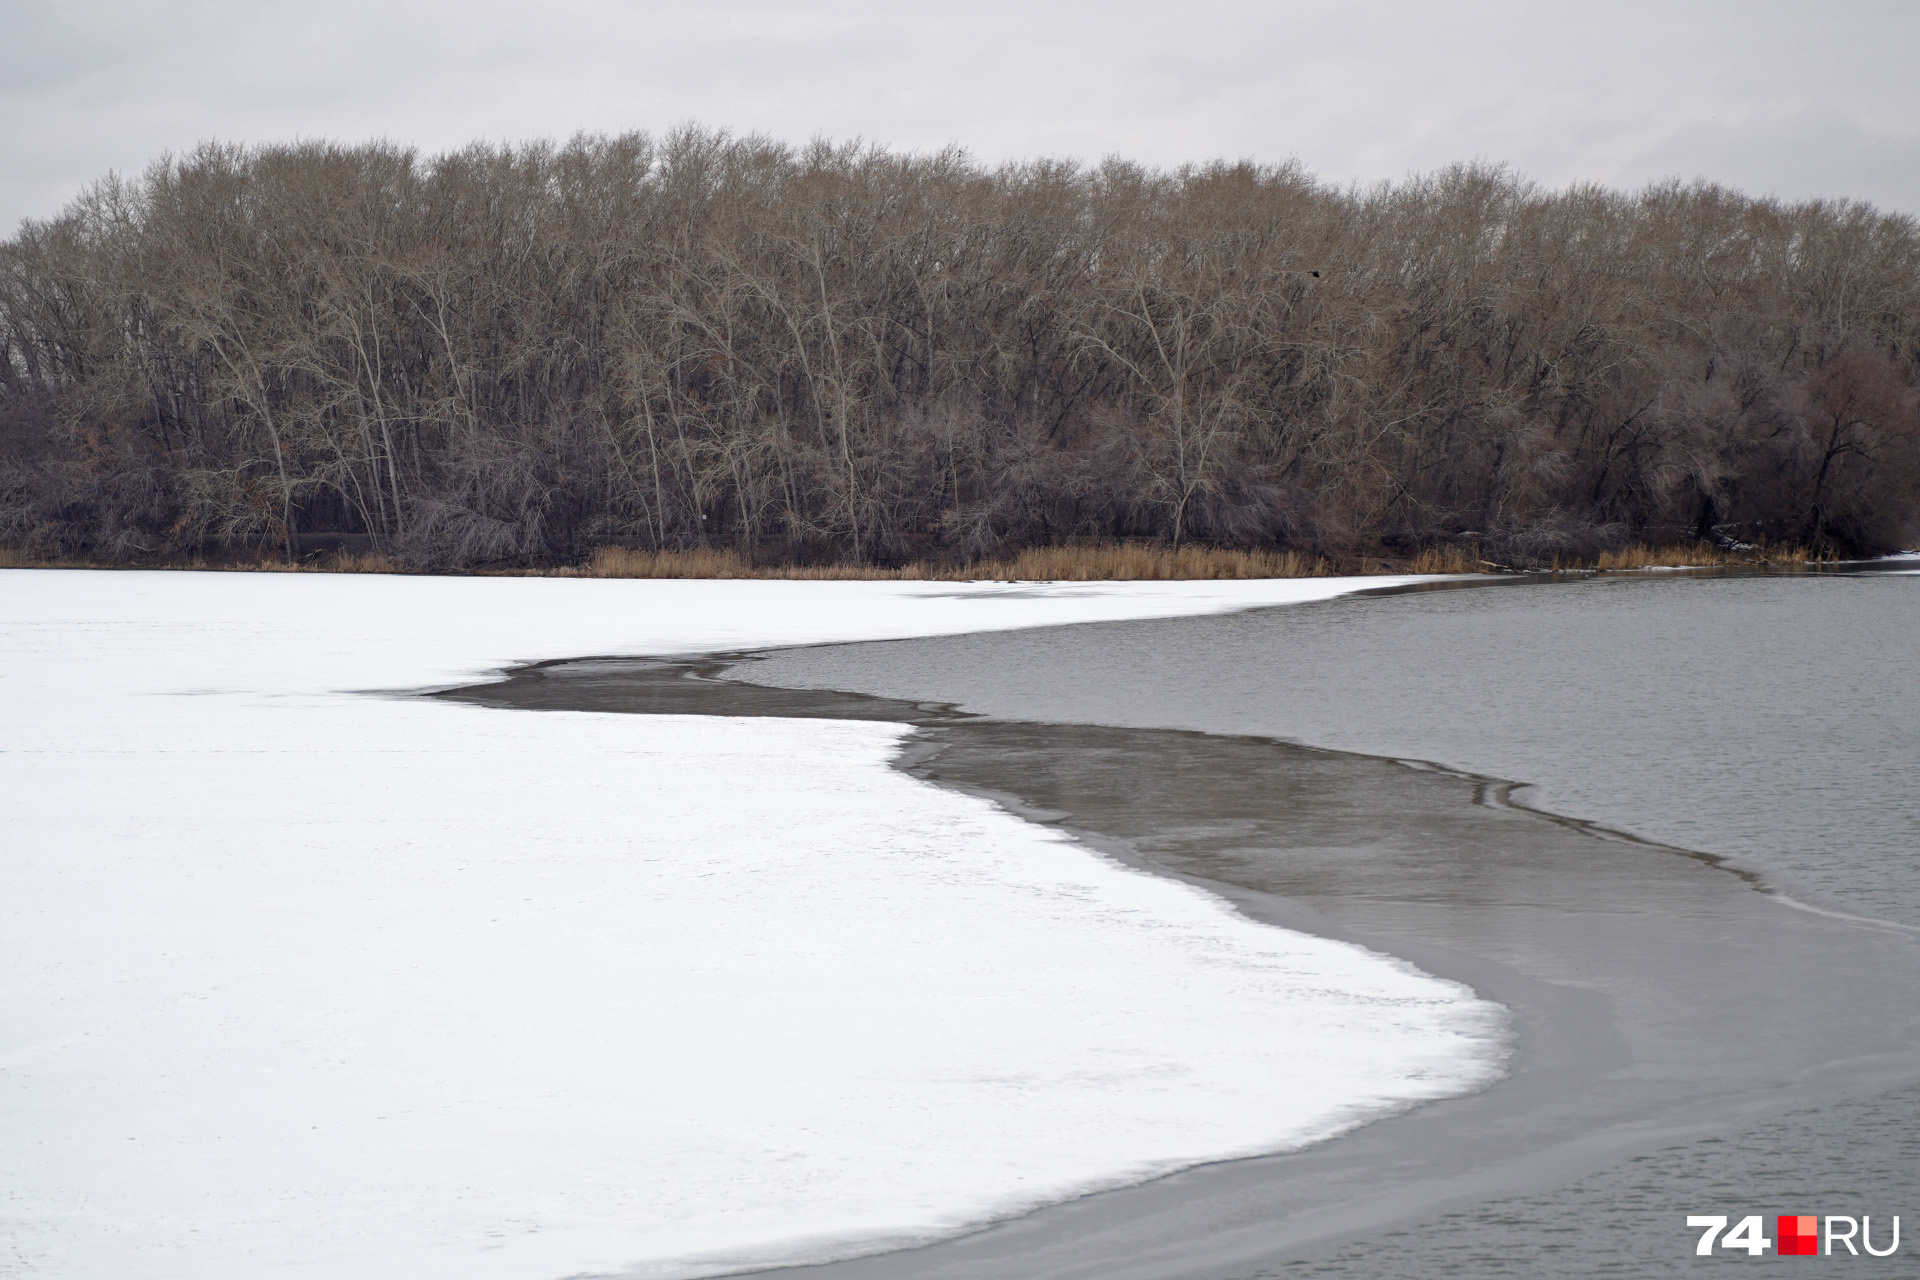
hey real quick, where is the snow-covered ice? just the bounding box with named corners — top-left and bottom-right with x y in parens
top-left (0, 570), bottom-right (1505, 1280)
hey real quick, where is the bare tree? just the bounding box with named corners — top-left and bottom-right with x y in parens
top-left (1, 133), bottom-right (1916, 568)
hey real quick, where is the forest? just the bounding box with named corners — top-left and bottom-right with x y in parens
top-left (2, 128), bottom-right (1917, 570)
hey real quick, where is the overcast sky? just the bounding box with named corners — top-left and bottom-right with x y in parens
top-left (5, 0), bottom-right (1917, 231)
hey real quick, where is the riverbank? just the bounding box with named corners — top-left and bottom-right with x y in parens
top-left (0, 539), bottom-right (1847, 581)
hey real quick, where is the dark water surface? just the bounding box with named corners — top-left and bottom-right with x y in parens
top-left (441, 572), bottom-right (1920, 1279)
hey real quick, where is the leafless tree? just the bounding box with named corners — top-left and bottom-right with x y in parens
top-left (2, 133), bottom-right (1916, 568)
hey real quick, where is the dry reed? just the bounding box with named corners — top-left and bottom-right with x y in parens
top-left (1589, 543), bottom-right (1830, 571)
top-left (976, 544), bottom-right (1329, 581)
top-left (581, 543), bottom-right (1332, 582)
top-left (1408, 545), bottom-right (1484, 574)
top-left (579, 547), bottom-right (882, 579)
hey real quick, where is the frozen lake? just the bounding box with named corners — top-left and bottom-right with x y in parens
top-left (11, 566), bottom-right (1912, 1278)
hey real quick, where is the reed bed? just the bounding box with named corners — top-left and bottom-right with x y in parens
top-left (1407, 545), bottom-right (1485, 574)
top-left (1589, 542), bottom-right (1831, 571)
top-left (991, 544), bottom-right (1330, 580)
top-left (576, 547), bottom-right (896, 579)
top-left (577, 544), bottom-right (1334, 582)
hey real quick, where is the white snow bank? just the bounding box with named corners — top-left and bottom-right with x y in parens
top-left (0, 570), bottom-right (1504, 1280)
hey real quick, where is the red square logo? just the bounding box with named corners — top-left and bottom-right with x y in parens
top-left (1778, 1215), bottom-right (1819, 1256)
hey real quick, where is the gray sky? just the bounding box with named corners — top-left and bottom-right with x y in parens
top-left (5, 0), bottom-right (1918, 231)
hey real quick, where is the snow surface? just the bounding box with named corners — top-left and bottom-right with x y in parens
top-left (0, 570), bottom-right (1505, 1280)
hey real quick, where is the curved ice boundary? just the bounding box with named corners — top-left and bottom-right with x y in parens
top-left (0, 570), bottom-right (1505, 1280)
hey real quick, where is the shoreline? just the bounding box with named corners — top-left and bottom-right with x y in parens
top-left (443, 640), bottom-right (1920, 1279)
top-left (5, 549), bottom-right (1910, 583)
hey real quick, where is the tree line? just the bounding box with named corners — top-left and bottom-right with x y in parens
top-left (2, 128), bottom-right (1917, 569)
